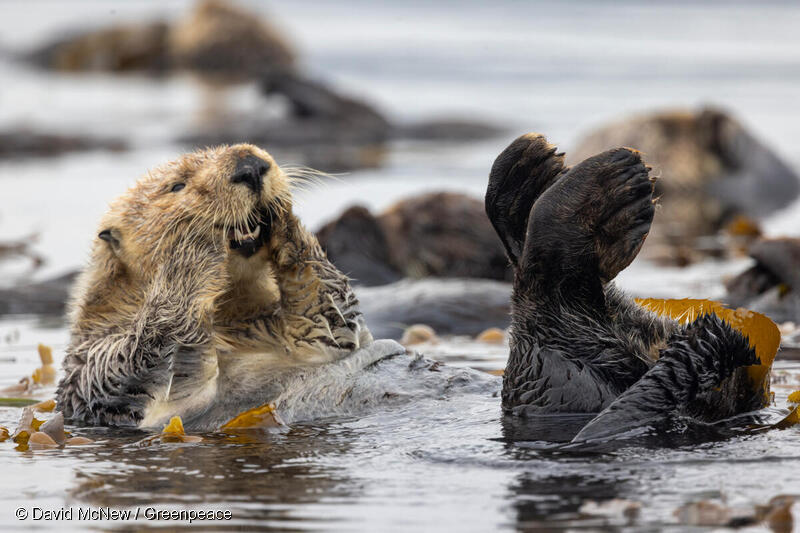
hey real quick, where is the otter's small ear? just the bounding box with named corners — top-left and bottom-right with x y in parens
top-left (98, 228), bottom-right (121, 250)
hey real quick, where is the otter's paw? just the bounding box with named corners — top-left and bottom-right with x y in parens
top-left (591, 148), bottom-right (655, 282)
top-left (486, 133), bottom-right (566, 266)
top-left (267, 211), bottom-right (321, 270)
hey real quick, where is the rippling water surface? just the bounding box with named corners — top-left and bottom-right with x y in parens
top-left (1, 318), bottom-right (799, 531)
top-left (1, 1), bottom-right (800, 531)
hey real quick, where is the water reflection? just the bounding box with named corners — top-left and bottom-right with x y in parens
top-left (66, 424), bottom-right (363, 529)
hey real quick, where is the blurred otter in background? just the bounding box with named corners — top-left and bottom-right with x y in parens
top-left (571, 107), bottom-right (799, 265)
top-left (316, 192), bottom-right (511, 286)
top-left (19, 0), bottom-right (502, 172)
top-left (20, 0), bottom-right (391, 172)
top-left (25, 0), bottom-right (295, 78)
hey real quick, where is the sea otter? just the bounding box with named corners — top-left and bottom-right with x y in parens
top-left (57, 138), bottom-right (766, 441)
top-left (316, 192), bottom-right (511, 286)
top-left (487, 133), bottom-right (762, 441)
top-left (55, 144), bottom-right (419, 429)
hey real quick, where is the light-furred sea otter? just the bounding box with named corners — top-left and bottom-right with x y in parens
top-left (56, 145), bottom-right (407, 429)
top-left (57, 138), bottom-right (765, 441)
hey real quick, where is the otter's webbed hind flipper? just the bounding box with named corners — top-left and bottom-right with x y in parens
top-left (485, 133), bottom-right (566, 267)
top-left (517, 146), bottom-right (655, 291)
top-left (571, 313), bottom-right (758, 443)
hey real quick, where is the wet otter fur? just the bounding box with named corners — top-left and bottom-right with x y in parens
top-left (57, 137), bottom-right (768, 441)
top-left (56, 144), bottom-right (392, 428)
top-left (487, 134), bottom-right (763, 441)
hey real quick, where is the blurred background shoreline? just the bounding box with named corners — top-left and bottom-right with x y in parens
top-left (2, 0), bottom-right (800, 290)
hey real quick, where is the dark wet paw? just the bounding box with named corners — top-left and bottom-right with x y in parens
top-left (592, 148), bottom-right (655, 281)
top-left (486, 133), bottom-right (566, 266)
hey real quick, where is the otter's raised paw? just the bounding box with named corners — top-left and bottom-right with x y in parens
top-left (486, 133), bottom-right (566, 266)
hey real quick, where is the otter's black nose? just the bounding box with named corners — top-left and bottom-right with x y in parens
top-left (231, 155), bottom-right (269, 194)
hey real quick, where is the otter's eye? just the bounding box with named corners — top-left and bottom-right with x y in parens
top-left (171, 183), bottom-right (186, 193)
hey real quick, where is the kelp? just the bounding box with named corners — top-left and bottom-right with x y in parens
top-left (161, 416), bottom-right (203, 443)
top-left (31, 344), bottom-right (56, 386)
top-left (32, 398), bottom-right (56, 412)
top-left (10, 408), bottom-right (69, 451)
top-left (476, 327), bottom-right (506, 344)
top-left (0, 398), bottom-right (56, 409)
top-left (0, 343), bottom-right (57, 396)
top-left (6, 408), bottom-right (91, 451)
top-left (136, 416), bottom-right (203, 446)
top-left (133, 408), bottom-right (289, 447)
top-left (222, 403), bottom-right (286, 430)
top-left (773, 405), bottom-right (800, 430)
top-left (788, 391), bottom-right (800, 405)
top-left (0, 398), bottom-right (39, 407)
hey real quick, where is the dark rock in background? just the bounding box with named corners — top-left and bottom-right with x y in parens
top-left (0, 129), bottom-right (126, 160)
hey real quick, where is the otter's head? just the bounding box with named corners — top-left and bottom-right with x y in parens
top-left (95, 143), bottom-right (291, 280)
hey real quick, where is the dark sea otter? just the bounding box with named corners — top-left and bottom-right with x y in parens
top-left (486, 133), bottom-right (762, 441)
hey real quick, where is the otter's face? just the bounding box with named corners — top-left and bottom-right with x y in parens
top-left (95, 143), bottom-right (291, 277)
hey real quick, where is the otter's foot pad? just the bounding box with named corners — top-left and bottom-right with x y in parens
top-left (591, 149), bottom-right (655, 282)
top-left (518, 147), bottom-right (654, 290)
top-left (486, 133), bottom-right (566, 266)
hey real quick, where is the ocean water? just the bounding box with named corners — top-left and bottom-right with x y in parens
top-left (1, 1), bottom-right (800, 531)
